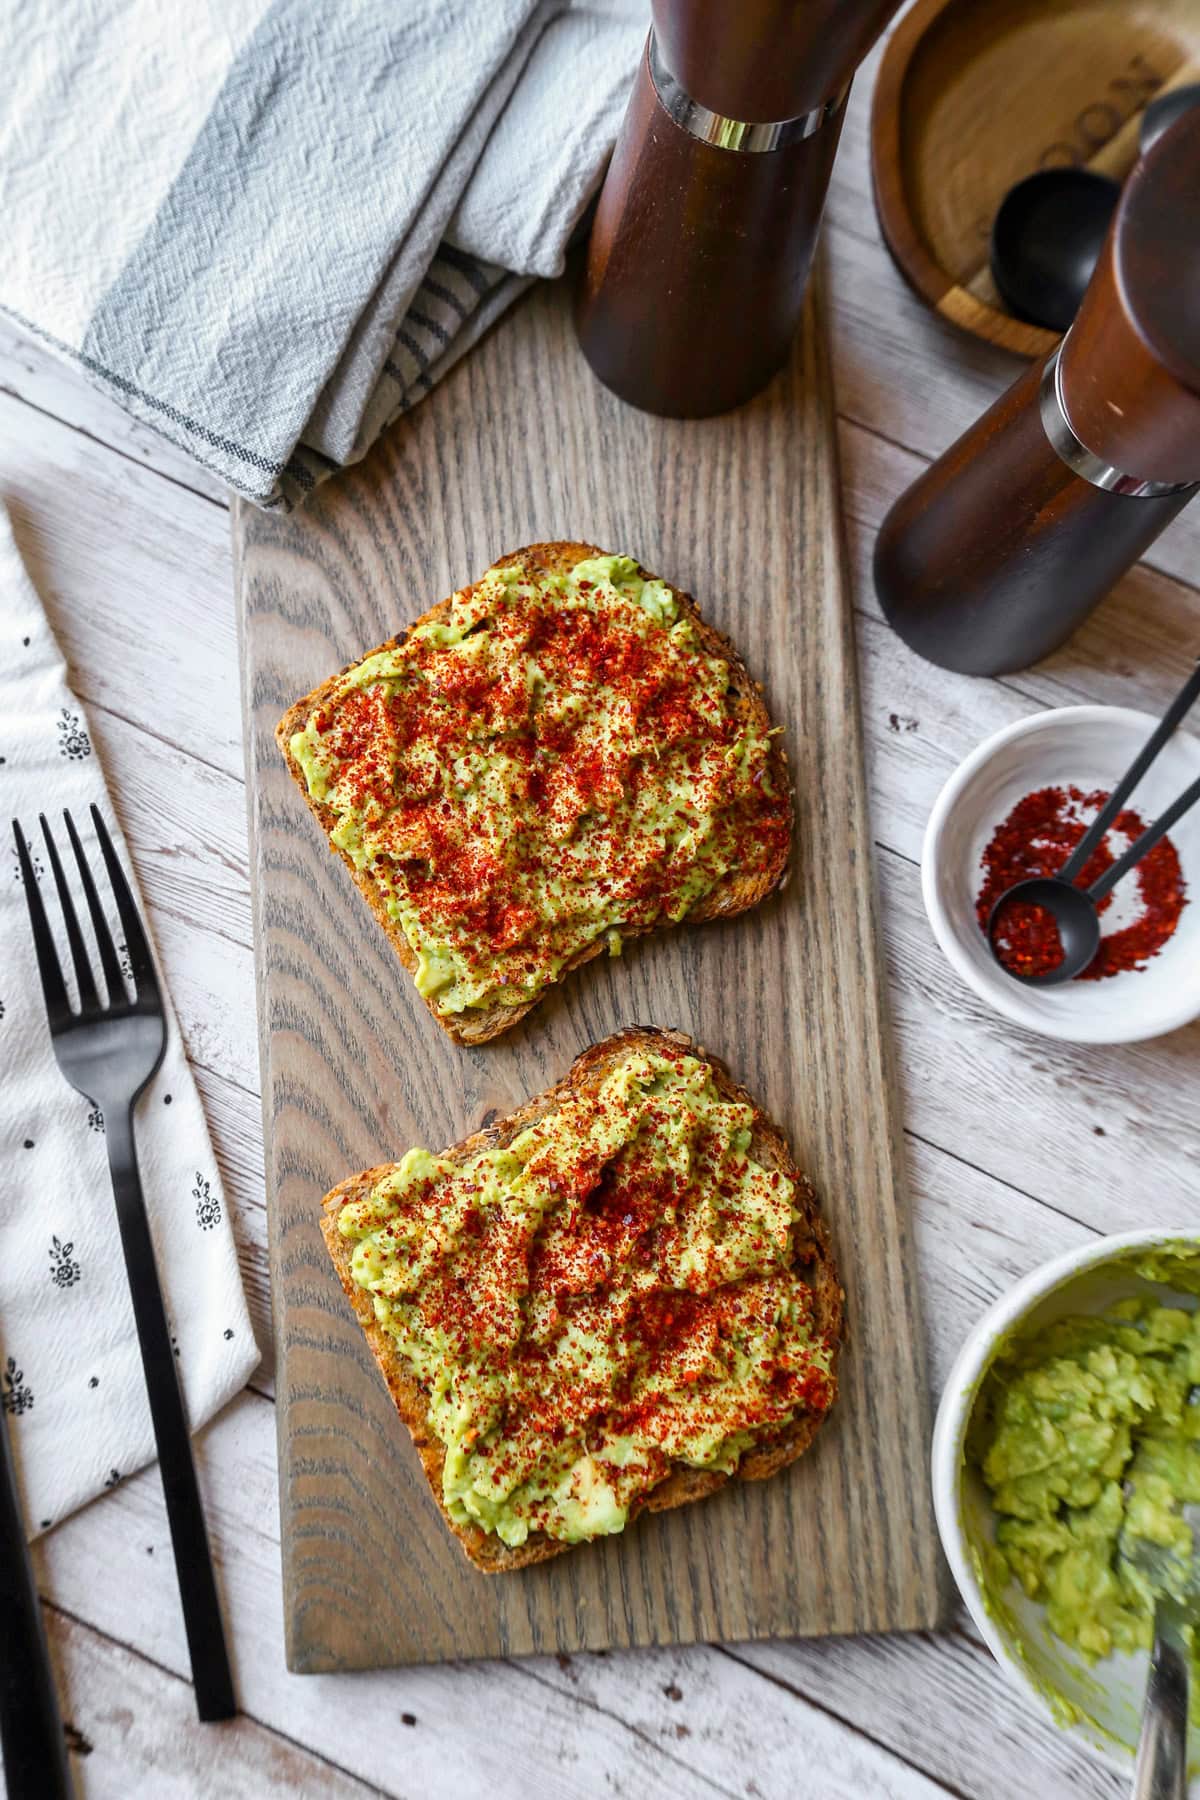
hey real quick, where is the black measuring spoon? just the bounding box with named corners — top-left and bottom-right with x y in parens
top-left (988, 661), bottom-right (1200, 986)
top-left (990, 83), bottom-right (1200, 333)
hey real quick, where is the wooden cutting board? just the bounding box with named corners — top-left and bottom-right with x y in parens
top-left (234, 271), bottom-right (944, 1672)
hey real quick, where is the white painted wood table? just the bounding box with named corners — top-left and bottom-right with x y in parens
top-left (7, 41), bottom-right (1199, 1799)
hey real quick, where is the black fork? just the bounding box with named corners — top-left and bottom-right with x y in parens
top-left (13, 807), bottom-right (235, 1723)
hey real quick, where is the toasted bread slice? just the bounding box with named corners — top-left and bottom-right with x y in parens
top-left (277, 543), bottom-right (792, 1044)
top-left (320, 1026), bottom-right (843, 1573)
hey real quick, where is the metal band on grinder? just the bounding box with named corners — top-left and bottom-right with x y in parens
top-left (1039, 346), bottom-right (1199, 499)
top-left (648, 30), bottom-right (846, 152)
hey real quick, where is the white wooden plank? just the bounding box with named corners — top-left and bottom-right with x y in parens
top-left (89, 706), bottom-right (252, 951)
top-left (732, 1631), bottom-right (1124, 1800)
top-left (0, 391), bottom-right (242, 779)
top-left (144, 916), bottom-right (259, 1095)
top-left (0, 317), bottom-right (231, 507)
top-left (30, 1391), bottom-right (953, 1800)
top-left (191, 1062), bottom-right (274, 1391)
top-left (45, 1609), bottom-right (371, 1798)
top-left (522, 1643), bottom-right (949, 1800)
top-left (38, 1390), bottom-right (947, 1800)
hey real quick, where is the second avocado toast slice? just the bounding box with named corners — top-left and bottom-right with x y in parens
top-left (321, 1027), bottom-right (843, 1572)
top-left (277, 542), bottom-right (793, 1042)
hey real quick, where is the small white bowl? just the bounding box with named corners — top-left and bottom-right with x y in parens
top-left (922, 705), bottom-right (1200, 1043)
top-left (933, 1229), bottom-right (1200, 1778)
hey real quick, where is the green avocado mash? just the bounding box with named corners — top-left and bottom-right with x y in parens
top-left (338, 1051), bottom-right (835, 1547)
top-left (969, 1254), bottom-right (1200, 1693)
top-left (290, 552), bottom-right (788, 1016)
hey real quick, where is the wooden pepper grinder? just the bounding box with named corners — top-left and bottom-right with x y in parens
top-left (576, 0), bottom-right (902, 417)
top-left (874, 107), bottom-right (1200, 677)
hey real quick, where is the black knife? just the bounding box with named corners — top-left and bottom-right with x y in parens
top-left (0, 1397), bottom-right (72, 1799)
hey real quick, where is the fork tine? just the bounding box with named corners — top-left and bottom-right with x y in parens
top-left (39, 815), bottom-right (99, 1013)
top-left (63, 810), bottom-right (125, 1002)
top-left (89, 806), bottom-right (159, 1002)
top-left (11, 820), bottom-right (71, 1027)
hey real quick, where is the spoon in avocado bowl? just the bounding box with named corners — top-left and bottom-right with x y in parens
top-left (1120, 1501), bottom-right (1200, 1800)
top-left (987, 660), bottom-right (1200, 985)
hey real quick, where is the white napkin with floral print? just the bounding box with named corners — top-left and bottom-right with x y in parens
top-left (0, 508), bottom-right (258, 1535)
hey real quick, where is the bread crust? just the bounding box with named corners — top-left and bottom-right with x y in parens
top-left (320, 1026), bottom-right (844, 1573)
top-left (277, 543), bottom-right (793, 1044)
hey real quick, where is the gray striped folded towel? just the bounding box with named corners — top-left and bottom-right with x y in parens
top-left (0, 0), bottom-right (644, 509)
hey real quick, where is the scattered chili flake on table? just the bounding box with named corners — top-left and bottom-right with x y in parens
top-left (975, 784), bottom-right (1187, 981)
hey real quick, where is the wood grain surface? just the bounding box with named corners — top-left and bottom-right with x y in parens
top-left (234, 271), bottom-right (941, 1671)
top-left (870, 0), bottom-right (1200, 356)
top-left (9, 27), bottom-right (1200, 1783)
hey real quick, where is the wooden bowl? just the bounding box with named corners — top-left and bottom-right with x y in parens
top-left (870, 0), bottom-right (1200, 357)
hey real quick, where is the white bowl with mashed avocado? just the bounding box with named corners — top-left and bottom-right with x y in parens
top-left (933, 1230), bottom-right (1200, 1779)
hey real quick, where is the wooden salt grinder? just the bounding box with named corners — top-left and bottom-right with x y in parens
top-left (874, 107), bottom-right (1200, 677)
top-left (575, 0), bottom-right (902, 417)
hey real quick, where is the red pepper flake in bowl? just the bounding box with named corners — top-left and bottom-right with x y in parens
top-left (976, 785), bottom-right (1187, 981)
top-left (988, 895), bottom-right (1066, 980)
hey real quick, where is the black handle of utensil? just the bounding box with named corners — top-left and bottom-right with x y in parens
top-left (1088, 771), bottom-right (1200, 901)
top-left (0, 1392), bottom-right (73, 1798)
top-left (1058, 660), bottom-right (1200, 885)
top-left (105, 1105), bottom-right (235, 1722)
top-left (1133, 1604), bottom-right (1189, 1800)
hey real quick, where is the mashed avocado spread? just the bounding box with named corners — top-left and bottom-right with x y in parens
top-left (970, 1251), bottom-right (1200, 1685)
top-left (338, 1051), bottom-right (835, 1547)
top-left (290, 553), bottom-right (789, 1015)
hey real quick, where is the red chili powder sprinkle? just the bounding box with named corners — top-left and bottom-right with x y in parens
top-left (314, 580), bottom-right (791, 983)
top-left (975, 784), bottom-right (1187, 981)
top-left (390, 1090), bottom-right (833, 1462)
top-left (988, 896), bottom-right (1067, 979)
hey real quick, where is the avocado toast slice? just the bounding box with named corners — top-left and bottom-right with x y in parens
top-left (277, 542), bottom-right (792, 1044)
top-left (320, 1027), bottom-right (843, 1573)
